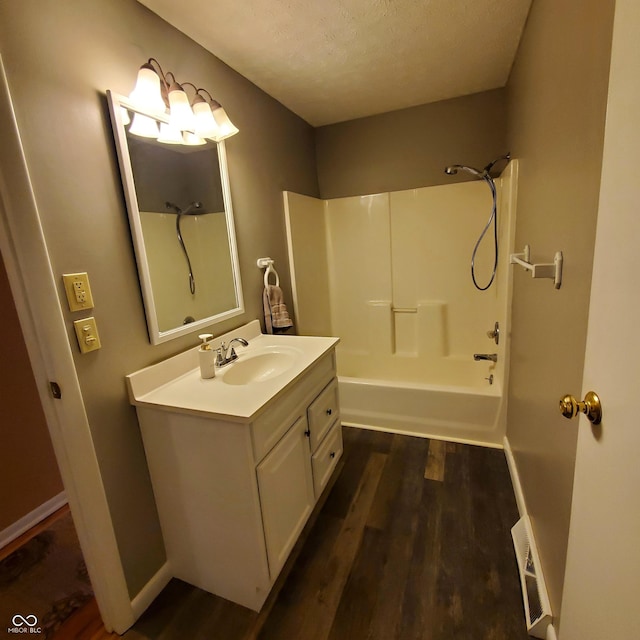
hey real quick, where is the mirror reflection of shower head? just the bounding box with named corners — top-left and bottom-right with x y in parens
top-left (165, 201), bottom-right (203, 215)
top-left (182, 201), bottom-right (203, 216)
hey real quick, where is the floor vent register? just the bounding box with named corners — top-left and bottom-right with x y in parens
top-left (511, 515), bottom-right (553, 638)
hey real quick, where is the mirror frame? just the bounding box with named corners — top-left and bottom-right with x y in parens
top-left (106, 90), bottom-right (244, 344)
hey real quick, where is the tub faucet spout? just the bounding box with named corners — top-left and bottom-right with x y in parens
top-left (474, 353), bottom-right (498, 363)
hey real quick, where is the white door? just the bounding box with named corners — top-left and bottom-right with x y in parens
top-left (559, 1), bottom-right (640, 637)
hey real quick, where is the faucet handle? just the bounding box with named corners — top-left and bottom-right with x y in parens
top-left (487, 321), bottom-right (500, 345)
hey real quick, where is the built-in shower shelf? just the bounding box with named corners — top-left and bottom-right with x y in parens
top-left (510, 244), bottom-right (563, 289)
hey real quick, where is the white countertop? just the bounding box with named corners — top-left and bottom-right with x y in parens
top-left (126, 320), bottom-right (339, 422)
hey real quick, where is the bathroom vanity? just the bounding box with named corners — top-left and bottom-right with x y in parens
top-left (126, 321), bottom-right (341, 611)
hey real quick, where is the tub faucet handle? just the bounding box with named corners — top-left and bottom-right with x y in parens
top-left (487, 321), bottom-right (500, 345)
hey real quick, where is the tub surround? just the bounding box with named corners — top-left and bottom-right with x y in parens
top-left (284, 162), bottom-right (517, 445)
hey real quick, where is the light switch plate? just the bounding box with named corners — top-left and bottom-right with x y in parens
top-left (73, 317), bottom-right (102, 354)
top-left (62, 272), bottom-right (94, 311)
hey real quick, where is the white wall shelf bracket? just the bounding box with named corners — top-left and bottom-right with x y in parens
top-left (510, 245), bottom-right (563, 289)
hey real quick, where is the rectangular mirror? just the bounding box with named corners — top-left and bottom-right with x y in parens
top-left (107, 91), bottom-right (244, 344)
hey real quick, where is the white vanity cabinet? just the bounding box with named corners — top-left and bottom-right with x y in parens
top-left (128, 324), bottom-right (342, 612)
top-left (257, 378), bottom-right (343, 579)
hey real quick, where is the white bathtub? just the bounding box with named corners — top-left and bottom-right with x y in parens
top-left (337, 352), bottom-right (505, 447)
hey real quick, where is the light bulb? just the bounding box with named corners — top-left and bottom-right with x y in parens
top-left (182, 131), bottom-right (206, 146)
top-left (211, 103), bottom-right (239, 140)
top-left (120, 107), bottom-right (131, 126)
top-left (168, 82), bottom-right (195, 131)
top-left (129, 64), bottom-right (165, 114)
top-left (192, 99), bottom-right (220, 139)
top-left (129, 113), bottom-right (160, 138)
top-left (157, 122), bottom-right (183, 144)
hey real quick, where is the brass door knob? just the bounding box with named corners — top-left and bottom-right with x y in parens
top-left (559, 391), bottom-right (602, 425)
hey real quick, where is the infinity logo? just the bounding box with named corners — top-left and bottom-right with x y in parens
top-left (11, 615), bottom-right (38, 627)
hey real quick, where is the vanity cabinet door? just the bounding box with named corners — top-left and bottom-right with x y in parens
top-left (257, 415), bottom-right (315, 578)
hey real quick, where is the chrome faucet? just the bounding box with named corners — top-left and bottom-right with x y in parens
top-left (474, 353), bottom-right (498, 363)
top-left (215, 337), bottom-right (249, 367)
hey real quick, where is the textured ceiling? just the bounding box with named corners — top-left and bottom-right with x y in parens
top-left (138, 0), bottom-right (532, 126)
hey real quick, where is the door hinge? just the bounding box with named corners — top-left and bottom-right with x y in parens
top-left (49, 381), bottom-right (62, 399)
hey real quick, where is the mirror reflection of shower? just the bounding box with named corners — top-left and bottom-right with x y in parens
top-left (165, 201), bottom-right (203, 295)
top-left (444, 153), bottom-right (511, 291)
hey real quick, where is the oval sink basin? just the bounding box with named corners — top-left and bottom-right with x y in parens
top-left (222, 349), bottom-right (299, 385)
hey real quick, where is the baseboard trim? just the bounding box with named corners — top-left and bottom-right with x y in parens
top-left (545, 622), bottom-right (558, 640)
top-left (0, 491), bottom-right (67, 550)
top-left (503, 436), bottom-right (527, 516)
top-left (130, 561), bottom-right (172, 619)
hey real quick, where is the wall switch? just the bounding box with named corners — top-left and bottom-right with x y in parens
top-left (63, 272), bottom-right (94, 311)
top-left (73, 317), bottom-right (102, 354)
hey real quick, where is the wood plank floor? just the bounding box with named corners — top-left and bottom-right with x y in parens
top-left (90, 427), bottom-right (529, 639)
top-left (0, 504), bottom-right (70, 562)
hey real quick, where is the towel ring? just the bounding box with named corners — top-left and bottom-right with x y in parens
top-left (263, 264), bottom-right (279, 288)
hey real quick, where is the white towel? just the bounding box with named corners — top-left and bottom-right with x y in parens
top-left (263, 284), bottom-right (293, 334)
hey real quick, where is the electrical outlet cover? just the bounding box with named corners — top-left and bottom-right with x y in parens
top-left (62, 272), bottom-right (94, 311)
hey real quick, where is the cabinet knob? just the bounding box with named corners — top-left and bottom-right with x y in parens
top-left (304, 428), bottom-right (310, 437)
top-left (326, 408), bottom-right (333, 416)
top-left (330, 451), bottom-right (336, 459)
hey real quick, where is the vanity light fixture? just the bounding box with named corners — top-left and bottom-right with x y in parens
top-left (182, 131), bottom-right (206, 146)
top-left (192, 89), bottom-right (239, 141)
top-left (127, 58), bottom-right (239, 144)
top-left (129, 112), bottom-right (160, 138)
top-left (157, 121), bottom-right (183, 144)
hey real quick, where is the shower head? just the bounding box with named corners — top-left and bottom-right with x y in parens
top-left (445, 153), bottom-right (511, 180)
top-left (444, 164), bottom-right (485, 178)
top-left (483, 153), bottom-right (511, 176)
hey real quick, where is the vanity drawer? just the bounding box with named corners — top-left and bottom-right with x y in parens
top-left (311, 421), bottom-right (343, 498)
top-left (307, 379), bottom-right (339, 452)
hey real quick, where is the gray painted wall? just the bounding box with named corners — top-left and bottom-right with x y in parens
top-left (505, 0), bottom-right (615, 623)
top-left (0, 0), bottom-right (318, 597)
top-left (315, 89), bottom-right (508, 199)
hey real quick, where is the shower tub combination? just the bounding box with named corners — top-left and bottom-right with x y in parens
top-left (284, 160), bottom-right (518, 448)
top-left (337, 351), bottom-right (504, 446)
